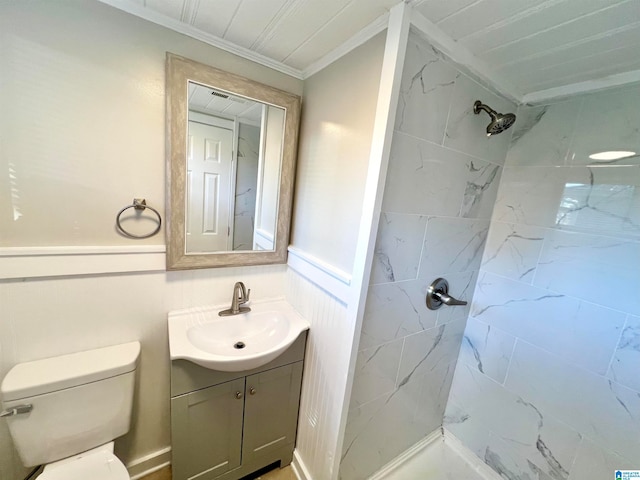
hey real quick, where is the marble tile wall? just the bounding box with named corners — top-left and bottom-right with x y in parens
top-left (446, 83), bottom-right (640, 480)
top-left (233, 123), bottom-right (260, 250)
top-left (339, 32), bottom-right (514, 479)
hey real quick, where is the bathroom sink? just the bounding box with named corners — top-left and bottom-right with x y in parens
top-left (168, 299), bottom-right (309, 372)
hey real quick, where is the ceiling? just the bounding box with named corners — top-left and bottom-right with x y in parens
top-left (189, 82), bottom-right (263, 125)
top-left (101, 0), bottom-right (640, 103)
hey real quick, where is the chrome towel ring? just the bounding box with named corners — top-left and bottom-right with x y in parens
top-left (116, 198), bottom-right (162, 239)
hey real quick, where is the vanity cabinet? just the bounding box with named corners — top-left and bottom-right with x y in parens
top-left (170, 332), bottom-right (306, 480)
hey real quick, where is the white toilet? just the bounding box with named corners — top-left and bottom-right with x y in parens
top-left (1, 341), bottom-right (140, 480)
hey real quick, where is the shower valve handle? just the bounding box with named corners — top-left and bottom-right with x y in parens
top-left (426, 278), bottom-right (467, 310)
top-left (433, 290), bottom-right (467, 306)
top-left (0, 404), bottom-right (32, 417)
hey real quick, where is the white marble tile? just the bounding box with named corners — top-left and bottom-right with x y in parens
top-left (397, 318), bottom-right (466, 385)
top-left (484, 433), bottom-right (555, 480)
top-left (567, 437), bottom-right (636, 480)
top-left (505, 341), bottom-right (640, 462)
top-left (382, 132), bottom-right (469, 216)
top-left (359, 280), bottom-right (438, 351)
top-left (493, 165), bottom-right (640, 239)
top-left (340, 374), bottom-right (435, 479)
top-left (568, 84), bottom-right (640, 167)
top-left (481, 222), bottom-right (545, 283)
top-left (458, 317), bottom-right (516, 384)
top-left (607, 315), bottom-right (640, 393)
top-left (448, 363), bottom-right (582, 480)
top-left (492, 166), bottom-right (570, 227)
top-left (554, 166), bottom-right (640, 240)
top-left (507, 100), bottom-right (581, 167)
top-left (472, 272), bottom-right (626, 375)
top-left (443, 73), bottom-right (516, 165)
top-left (370, 212), bottom-right (427, 284)
top-left (443, 402), bottom-right (490, 459)
top-left (341, 393), bottom-right (402, 480)
top-left (533, 229), bottom-right (640, 316)
top-left (418, 217), bottom-right (490, 277)
top-left (436, 270), bottom-right (477, 327)
top-left (395, 33), bottom-right (457, 145)
top-left (350, 338), bottom-right (403, 409)
top-left (414, 362), bottom-right (457, 433)
top-left (460, 158), bottom-right (502, 219)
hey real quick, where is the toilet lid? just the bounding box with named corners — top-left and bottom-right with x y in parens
top-left (38, 446), bottom-right (129, 480)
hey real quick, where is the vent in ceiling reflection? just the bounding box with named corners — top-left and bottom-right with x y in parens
top-left (8, 163), bottom-right (22, 221)
top-left (556, 181), bottom-right (638, 235)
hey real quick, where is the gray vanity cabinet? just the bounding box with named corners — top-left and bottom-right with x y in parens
top-left (170, 332), bottom-right (307, 480)
top-left (171, 378), bottom-right (245, 479)
top-left (243, 363), bottom-right (303, 463)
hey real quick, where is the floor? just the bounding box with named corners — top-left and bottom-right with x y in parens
top-left (141, 440), bottom-right (493, 480)
top-left (380, 439), bottom-right (496, 480)
top-left (140, 464), bottom-right (296, 480)
top-left (254, 465), bottom-right (297, 480)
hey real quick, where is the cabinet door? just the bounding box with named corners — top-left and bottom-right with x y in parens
top-left (171, 378), bottom-right (245, 480)
top-left (242, 362), bottom-right (303, 462)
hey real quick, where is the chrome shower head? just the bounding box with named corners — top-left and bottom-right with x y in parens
top-left (473, 100), bottom-right (516, 137)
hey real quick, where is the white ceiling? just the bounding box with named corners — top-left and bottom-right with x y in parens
top-left (189, 82), bottom-right (263, 125)
top-left (101, 0), bottom-right (640, 103)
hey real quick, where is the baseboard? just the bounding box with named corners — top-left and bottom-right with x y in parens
top-left (291, 449), bottom-right (312, 480)
top-left (127, 446), bottom-right (172, 480)
top-left (443, 429), bottom-right (502, 480)
top-left (368, 429), bottom-right (442, 480)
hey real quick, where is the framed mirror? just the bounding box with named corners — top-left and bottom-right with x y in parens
top-left (166, 53), bottom-right (300, 270)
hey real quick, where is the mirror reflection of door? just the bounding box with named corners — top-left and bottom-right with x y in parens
top-left (186, 81), bottom-right (284, 254)
top-left (186, 115), bottom-right (234, 253)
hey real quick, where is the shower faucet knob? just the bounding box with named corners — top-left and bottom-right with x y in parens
top-left (426, 278), bottom-right (468, 310)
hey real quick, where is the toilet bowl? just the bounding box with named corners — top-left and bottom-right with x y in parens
top-left (1, 342), bottom-right (140, 479)
top-left (38, 442), bottom-right (129, 480)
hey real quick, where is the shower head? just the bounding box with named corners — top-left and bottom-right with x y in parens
top-left (473, 100), bottom-right (516, 137)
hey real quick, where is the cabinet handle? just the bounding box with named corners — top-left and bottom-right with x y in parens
top-left (249, 387), bottom-right (256, 395)
top-left (235, 391), bottom-right (243, 400)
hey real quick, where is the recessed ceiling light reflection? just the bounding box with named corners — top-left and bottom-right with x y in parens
top-left (588, 151), bottom-right (636, 161)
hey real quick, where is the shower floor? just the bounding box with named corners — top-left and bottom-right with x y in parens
top-left (370, 433), bottom-right (500, 480)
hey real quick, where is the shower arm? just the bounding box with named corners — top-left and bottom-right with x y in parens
top-left (473, 101), bottom-right (497, 117)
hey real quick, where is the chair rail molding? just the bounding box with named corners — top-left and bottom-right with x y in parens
top-left (0, 245), bottom-right (166, 279)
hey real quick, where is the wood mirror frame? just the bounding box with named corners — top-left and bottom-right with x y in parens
top-left (165, 53), bottom-right (300, 270)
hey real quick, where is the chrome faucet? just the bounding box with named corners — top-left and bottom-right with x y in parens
top-left (219, 282), bottom-right (251, 316)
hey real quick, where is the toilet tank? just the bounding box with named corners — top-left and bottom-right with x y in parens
top-left (1, 342), bottom-right (140, 467)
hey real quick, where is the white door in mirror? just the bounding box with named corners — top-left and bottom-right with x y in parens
top-left (187, 121), bottom-right (234, 253)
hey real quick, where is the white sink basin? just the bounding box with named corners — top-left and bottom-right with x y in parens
top-left (168, 299), bottom-right (309, 372)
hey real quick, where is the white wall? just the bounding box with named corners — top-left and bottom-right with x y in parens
top-left (446, 83), bottom-right (640, 480)
top-left (287, 31), bottom-right (388, 480)
top-left (0, 2), bottom-right (302, 480)
top-left (291, 32), bottom-right (387, 275)
top-left (0, 266), bottom-right (287, 480)
top-left (0, 0), bottom-right (301, 248)
top-left (340, 31), bottom-right (515, 479)
top-left (285, 270), bottom-right (350, 480)
top-left (256, 106), bottom-right (285, 247)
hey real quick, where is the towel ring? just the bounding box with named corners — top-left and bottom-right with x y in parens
top-left (116, 198), bottom-right (162, 239)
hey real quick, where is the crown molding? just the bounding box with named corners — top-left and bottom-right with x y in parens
top-left (522, 68), bottom-right (640, 104)
top-left (96, 0), bottom-right (304, 80)
top-left (301, 11), bottom-right (390, 79)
